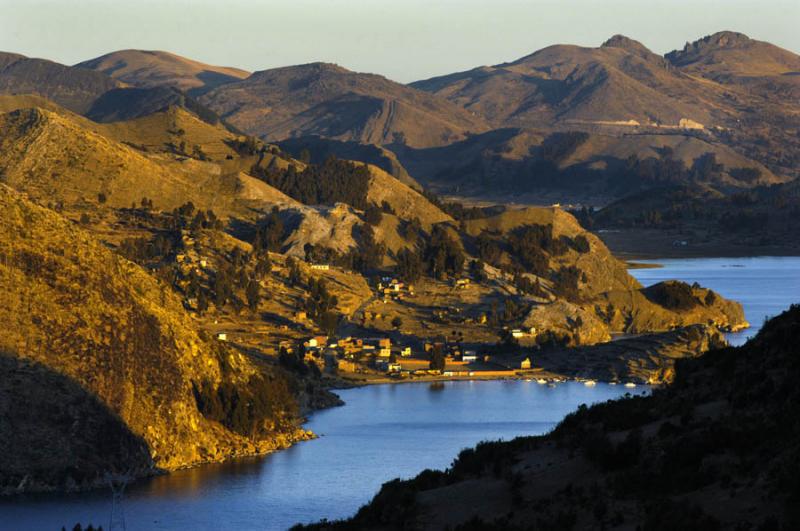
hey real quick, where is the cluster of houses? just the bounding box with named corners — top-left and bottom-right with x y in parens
top-left (276, 329), bottom-right (536, 379)
top-left (376, 277), bottom-right (414, 301)
top-left (423, 339), bottom-right (533, 370)
top-left (282, 335), bottom-right (413, 375)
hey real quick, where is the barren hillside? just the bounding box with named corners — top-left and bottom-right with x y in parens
top-left (77, 49), bottom-right (250, 95)
top-left (200, 62), bottom-right (489, 147)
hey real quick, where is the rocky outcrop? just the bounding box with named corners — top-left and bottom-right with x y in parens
top-left (537, 324), bottom-right (728, 384)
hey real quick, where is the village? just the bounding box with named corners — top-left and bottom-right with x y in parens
top-left (279, 331), bottom-right (539, 383)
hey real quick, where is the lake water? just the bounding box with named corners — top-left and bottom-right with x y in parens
top-left (3, 256), bottom-right (798, 531)
top-left (3, 382), bottom-right (638, 531)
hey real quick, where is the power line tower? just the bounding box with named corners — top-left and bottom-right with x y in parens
top-left (106, 472), bottom-right (131, 531)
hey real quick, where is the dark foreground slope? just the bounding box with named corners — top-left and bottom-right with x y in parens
top-left (300, 305), bottom-right (800, 530)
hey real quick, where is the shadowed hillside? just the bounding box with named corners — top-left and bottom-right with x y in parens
top-left (0, 52), bottom-right (121, 113)
top-left (389, 126), bottom-right (782, 203)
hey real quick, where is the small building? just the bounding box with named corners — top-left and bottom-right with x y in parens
top-left (387, 362), bottom-right (402, 373)
top-left (295, 311), bottom-right (308, 321)
top-left (401, 346), bottom-right (412, 357)
top-left (378, 347), bottom-right (392, 358)
top-left (454, 278), bottom-right (470, 288)
top-left (216, 333), bottom-right (227, 341)
top-left (337, 359), bottom-right (357, 373)
top-left (462, 350), bottom-right (478, 362)
top-left (199, 259), bottom-right (208, 268)
top-left (378, 338), bottom-right (392, 349)
top-left (310, 264), bottom-right (330, 271)
top-left (520, 357), bottom-right (532, 369)
top-left (511, 329), bottom-right (525, 339)
top-left (313, 335), bottom-right (328, 347)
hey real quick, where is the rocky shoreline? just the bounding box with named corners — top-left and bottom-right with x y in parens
top-left (1, 427), bottom-right (316, 497)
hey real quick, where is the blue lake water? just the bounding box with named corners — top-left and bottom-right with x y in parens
top-left (3, 381), bottom-right (638, 531)
top-left (3, 256), bottom-right (798, 530)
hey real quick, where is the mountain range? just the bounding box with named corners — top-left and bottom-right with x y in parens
top-left (2, 30), bottom-right (797, 196)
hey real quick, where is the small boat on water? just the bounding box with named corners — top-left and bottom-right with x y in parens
top-left (536, 378), bottom-right (547, 384)
top-left (624, 382), bottom-right (637, 388)
top-left (583, 380), bottom-right (597, 387)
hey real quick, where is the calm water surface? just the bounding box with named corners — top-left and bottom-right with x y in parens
top-left (4, 256), bottom-right (798, 530)
top-left (4, 382), bottom-right (637, 531)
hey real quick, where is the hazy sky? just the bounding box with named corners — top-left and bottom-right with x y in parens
top-left (1, 0), bottom-right (797, 83)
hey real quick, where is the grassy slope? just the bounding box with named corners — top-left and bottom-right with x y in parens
top-left (0, 185), bottom-right (304, 493)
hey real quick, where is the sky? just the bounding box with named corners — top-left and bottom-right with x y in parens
top-left (1, 0), bottom-right (798, 83)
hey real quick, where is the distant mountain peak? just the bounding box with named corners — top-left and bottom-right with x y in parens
top-left (601, 34), bottom-right (653, 54)
top-left (77, 49), bottom-right (249, 96)
top-left (690, 31), bottom-right (753, 50)
top-left (601, 34), bottom-right (669, 68)
top-left (669, 31), bottom-right (756, 61)
top-left (666, 30), bottom-right (800, 75)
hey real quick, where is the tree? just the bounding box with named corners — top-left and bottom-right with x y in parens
top-left (396, 248), bottom-right (424, 282)
top-left (553, 266), bottom-right (582, 302)
top-left (364, 204), bottom-right (383, 225)
top-left (251, 155), bottom-right (371, 209)
top-left (254, 254), bottom-right (272, 278)
top-left (429, 344), bottom-right (446, 372)
top-left (319, 310), bottom-right (340, 336)
top-left (246, 279), bottom-right (261, 313)
top-left (97, 192), bottom-right (107, 204)
top-left (352, 225), bottom-right (385, 272)
top-left (213, 267), bottom-right (233, 308)
top-left (425, 225), bottom-right (465, 279)
top-left (197, 291), bottom-right (209, 315)
top-left (298, 148), bottom-right (311, 164)
top-left (476, 232), bottom-right (502, 264)
top-left (255, 207), bottom-right (284, 252)
top-left (391, 316), bottom-right (403, 329)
